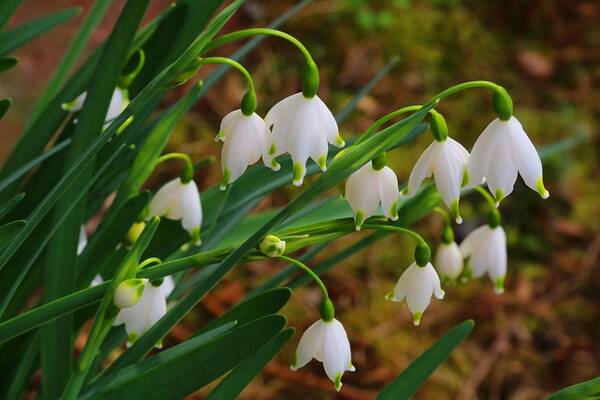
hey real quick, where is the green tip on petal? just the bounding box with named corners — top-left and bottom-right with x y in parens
top-left (536, 176), bottom-right (549, 199)
top-left (270, 159), bottom-right (281, 171)
top-left (290, 354), bottom-right (298, 371)
top-left (334, 373), bottom-right (343, 392)
top-left (401, 187), bottom-right (409, 197)
top-left (494, 277), bottom-right (505, 294)
top-left (461, 170), bottom-right (470, 188)
top-left (318, 154), bottom-right (327, 171)
top-left (385, 292), bottom-right (395, 301)
top-left (413, 311), bottom-right (423, 326)
top-left (451, 199), bottom-right (462, 224)
top-left (117, 115), bottom-right (134, 135)
top-left (127, 332), bottom-right (138, 344)
top-left (354, 211), bottom-right (365, 231)
top-left (220, 169), bottom-right (231, 191)
top-left (292, 162), bottom-right (305, 186)
top-left (268, 143), bottom-right (276, 156)
top-left (190, 227), bottom-right (202, 246)
top-left (389, 200), bottom-right (399, 221)
top-left (494, 189), bottom-right (504, 207)
top-left (215, 131), bottom-right (225, 142)
top-left (335, 134), bottom-right (345, 147)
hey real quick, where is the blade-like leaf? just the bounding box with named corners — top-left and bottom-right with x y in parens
top-left (0, 56), bottom-right (17, 73)
top-left (0, 8), bottom-right (80, 56)
top-left (545, 376), bottom-right (600, 400)
top-left (206, 328), bottom-right (294, 400)
top-left (0, 0), bottom-right (21, 30)
top-left (0, 220), bottom-right (24, 248)
top-left (0, 192), bottom-right (24, 220)
top-left (80, 315), bottom-right (286, 400)
top-left (377, 320), bottom-right (475, 400)
top-left (0, 98), bottom-right (10, 118)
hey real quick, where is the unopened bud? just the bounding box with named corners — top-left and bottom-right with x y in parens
top-left (125, 221), bottom-right (146, 245)
top-left (114, 278), bottom-right (147, 309)
top-left (259, 235), bottom-right (286, 257)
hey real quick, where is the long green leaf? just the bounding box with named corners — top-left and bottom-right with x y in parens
top-left (80, 315), bottom-right (286, 400)
top-left (377, 320), bottom-right (475, 400)
top-left (0, 56), bottom-right (17, 73)
top-left (0, 192), bottom-right (24, 220)
top-left (0, 220), bottom-right (24, 248)
top-left (0, 98), bottom-right (10, 119)
top-left (206, 328), bottom-right (294, 400)
top-left (0, 8), bottom-right (80, 56)
top-left (546, 377), bottom-right (600, 400)
top-left (40, 1), bottom-right (150, 395)
top-left (0, 0), bottom-right (21, 30)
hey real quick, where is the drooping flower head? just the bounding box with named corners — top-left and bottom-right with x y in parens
top-left (459, 224), bottom-right (507, 293)
top-left (386, 262), bottom-right (445, 326)
top-left (291, 318), bottom-right (354, 391)
top-left (435, 241), bottom-right (464, 282)
top-left (216, 109), bottom-right (278, 188)
top-left (114, 277), bottom-right (174, 346)
top-left (344, 161), bottom-right (399, 230)
top-left (406, 137), bottom-right (469, 223)
top-left (468, 116), bottom-right (549, 204)
top-left (149, 177), bottom-right (202, 242)
top-left (265, 93), bottom-right (344, 186)
top-left (62, 87), bottom-right (129, 127)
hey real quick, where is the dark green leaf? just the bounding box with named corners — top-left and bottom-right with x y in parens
top-left (0, 192), bottom-right (24, 220)
top-left (545, 376), bottom-right (600, 400)
top-left (80, 315), bottom-right (286, 400)
top-left (377, 320), bottom-right (475, 400)
top-left (0, 220), bottom-right (24, 248)
top-left (0, 0), bottom-right (21, 30)
top-left (0, 98), bottom-right (10, 119)
top-left (0, 56), bottom-right (17, 73)
top-left (0, 8), bottom-right (80, 56)
top-left (206, 328), bottom-right (294, 400)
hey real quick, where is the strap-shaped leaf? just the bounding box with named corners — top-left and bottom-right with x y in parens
top-left (0, 56), bottom-right (17, 74)
top-left (0, 8), bottom-right (80, 56)
top-left (377, 320), bottom-right (475, 400)
top-left (0, 98), bottom-right (10, 119)
top-left (0, 0), bottom-right (21, 30)
top-left (206, 328), bottom-right (295, 399)
top-left (80, 315), bottom-right (286, 400)
top-left (0, 220), bottom-right (24, 248)
top-left (545, 376), bottom-right (600, 400)
top-left (0, 192), bottom-right (24, 220)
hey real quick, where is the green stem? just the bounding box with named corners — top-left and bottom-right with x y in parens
top-left (362, 223), bottom-right (427, 247)
top-left (203, 28), bottom-right (319, 97)
top-left (137, 257), bottom-right (162, 270)
top-left (194, 57), bottom-right (256, 115)
top-left (474, 186), bottom-right (502, 227)
top-left (474, 186), bottom-right (497, 209)
top-left (155, 152), bottom-right (194, 183)
top-left (430, 80), bottom-right (502, 102)
top-left (278, 255), bottom-right (328, 299)
top-left (433, 207), bottom-right (454, 244)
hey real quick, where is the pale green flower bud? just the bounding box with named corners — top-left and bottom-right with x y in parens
top-left (259, 235), bottom-right (286, 257)
top-left (114, 278), bottom-right (147, 309)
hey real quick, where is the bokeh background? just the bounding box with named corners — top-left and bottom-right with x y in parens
top-left (1, 0), bottom-right (598, 399)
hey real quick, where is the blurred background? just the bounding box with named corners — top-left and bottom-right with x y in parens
top-left (1, 0), bottom-right (598, 399)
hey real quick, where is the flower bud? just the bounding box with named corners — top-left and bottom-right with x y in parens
top-left (125, 221), bottom-right (146, 245)
top-left (114, 278), bottom-right (147, 309)
top-left (259, 235), bottom-right (286, 257)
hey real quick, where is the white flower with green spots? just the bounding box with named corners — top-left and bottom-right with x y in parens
top-left (291, 318), bottom-right (354, 391)
top-left (405, 137), bottom-right (470, 223)
top-left (468, 116), bottom-right (549, 204)
top-left (149, 177), bottom-right (202, 242)
top-left (459, 224), bottom-right (507, 294)
top-left (265, 92), bottom-right (344, 186)
top-left (386, 262), bottom-right (444, 326)
top-left (216, 109), bottom-right (278, 188)
top-left (344, 161), bottom-right (399, 230)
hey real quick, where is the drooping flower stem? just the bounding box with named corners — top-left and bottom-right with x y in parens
top-left (155, 152), bottom-right (195, 183)
top-left (203, 28), bottom-right (319, 98)
top-left (362, 223), bottom-right (431, 267)
top-left (193, 57), bottom-right (257, 115)
top-left (433, 207), bottom-right (455, 244)
top-left (474, 186), bottom-right (502, 227)
top-left (136, 257), bottom-right (162, 271)
top-left (278, 255), bottom-right (334, 321)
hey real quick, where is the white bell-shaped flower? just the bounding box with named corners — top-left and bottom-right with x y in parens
top-left (77, 226), bottom-right (87, 255)
top-left (62, 88), bottom-right (129, 126)
top-left (435, 242), bottom-right (464, 282)
top-left (216, 109), bottom-right (278, 187)
top-left (406, 138), bottom-right (469, 223)
top-left (459, 224), bottom-right (507, 294)
top-left (265, 93), bottom-right (344, 186)
top-left (386, 262), bottom-right (444, 326)
top-left (114, 278), bottom-right (173, 346)
top-left (149, 177), bottom-right (202, 240)
top-left (468, 116), bottom-right (549, 204)
top-left (291, 318), bottom-right (354, 391)
top-left (344, 161), bottom-right (399, 230)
